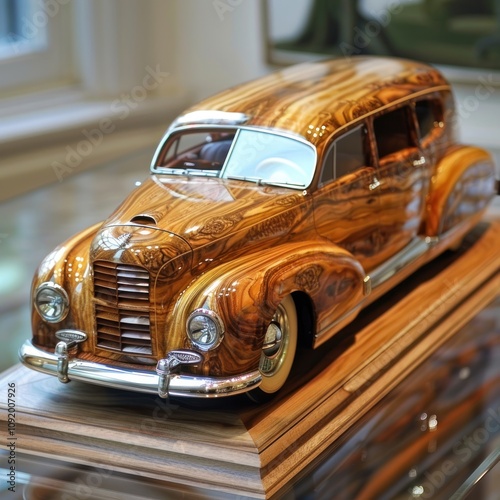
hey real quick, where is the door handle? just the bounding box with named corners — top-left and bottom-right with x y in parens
top-left (369, 177), bottom-right (381, 190)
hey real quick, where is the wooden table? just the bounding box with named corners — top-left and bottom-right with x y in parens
top-left (1, 219), bottom-right (499, 499)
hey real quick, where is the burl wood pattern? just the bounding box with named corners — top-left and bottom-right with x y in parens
top-left (30, 56), bottom-right (496, 380)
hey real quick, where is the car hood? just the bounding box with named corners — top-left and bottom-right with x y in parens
top-left (100, 175), bottom-right (307, 252)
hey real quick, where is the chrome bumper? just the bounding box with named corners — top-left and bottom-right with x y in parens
top-left (19, 340), bottom-right (261, 398)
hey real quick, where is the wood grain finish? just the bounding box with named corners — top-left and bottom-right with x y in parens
top-left (26, 56), bottom-right (496, 392)
top-left (182, 57), bottom-right (449, 153)
top-left (425, 145), bottom-right (496, 235)
top-left (6, 219), bottom-right (500, 498)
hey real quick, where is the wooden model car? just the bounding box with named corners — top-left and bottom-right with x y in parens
top-left (20, 56), bottom-right (496, 401)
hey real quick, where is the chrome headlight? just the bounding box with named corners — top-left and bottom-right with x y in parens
top-left (34, 282), bottom-right (69, 323)
top-left (186, 309), bottom-right (224, 351)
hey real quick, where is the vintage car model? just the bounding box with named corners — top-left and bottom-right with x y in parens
top-left (20, 56), bottom-right (496, 401)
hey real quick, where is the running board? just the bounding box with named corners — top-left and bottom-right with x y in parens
top-left (368, 236), bottom-right (438, 290)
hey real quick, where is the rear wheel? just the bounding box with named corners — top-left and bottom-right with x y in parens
top-left (247, 295), bottom-right (298, 402)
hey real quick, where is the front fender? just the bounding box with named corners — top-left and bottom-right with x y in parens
top-left (31, 222), bottom-right (103, 349)
top-left (173, 241), bottom-right (367, 377)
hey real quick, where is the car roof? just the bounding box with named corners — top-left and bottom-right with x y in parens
top-left (174, 56), bottom-right (450, 148)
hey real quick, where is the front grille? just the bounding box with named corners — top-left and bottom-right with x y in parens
top-left (93, 261), bottom-right (153, 355)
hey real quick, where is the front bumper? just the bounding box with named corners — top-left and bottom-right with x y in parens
top-left (19, 340), bottom-right (261, 398)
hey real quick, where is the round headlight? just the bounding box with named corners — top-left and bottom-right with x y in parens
top-left (186, 309), bottom-right (224, 351)
top-left (34, 282), bottom-right (69, 323)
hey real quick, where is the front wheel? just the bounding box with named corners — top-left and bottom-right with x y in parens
top-left (247, 295), bottom-right (298, 403)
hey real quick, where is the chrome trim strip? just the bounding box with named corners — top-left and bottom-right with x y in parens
top-left (368, 235), bottom-right (438, 289)
top-left (172, 110), bottom-right (250, 128)
top-left (19, 340), bottom-right (262, 398)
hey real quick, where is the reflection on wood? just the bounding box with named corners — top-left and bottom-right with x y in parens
top-left (2, 219), bottom-right (500, 498)
top-left (293, 297), bottom-right (500, 499)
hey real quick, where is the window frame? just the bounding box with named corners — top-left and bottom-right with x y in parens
top-left (0, 0), bottom-right (187, 202)
top-left (318, 123), bottom-right (371, 187)
top-left (372, 104), bottom-right (419, 161)
top-left (0, 0), bottom-right (75, 93)
top-left (413, 96), bottom-right (445, 144)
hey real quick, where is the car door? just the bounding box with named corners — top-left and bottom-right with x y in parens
top-left (371, 104), bottom-right (431, 259)
top-left (313, 124), bottom-right (386, 272)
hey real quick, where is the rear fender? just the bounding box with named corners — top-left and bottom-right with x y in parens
top-left (174, 241), bottom-right (367, 375)
top-left (425, 145), bottom-right (496, 236)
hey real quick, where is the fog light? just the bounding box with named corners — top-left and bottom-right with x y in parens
top-left (34, 282), bottom-right (69, 323)
top-left (186, 309), bottom-right (224, 351)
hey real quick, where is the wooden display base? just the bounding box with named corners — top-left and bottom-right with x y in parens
top-left (1, 219), bottom-right (500, 499)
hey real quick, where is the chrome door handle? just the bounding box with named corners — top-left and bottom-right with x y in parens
top-left (369, 177), bottom-right (381, 190)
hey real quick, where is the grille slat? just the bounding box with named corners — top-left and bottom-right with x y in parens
top-left (118, 286), bottom-right (149, 295)
top-left (120, 316), bottom-right (149, 325)
top-left (117, 270), bottom-right (148, 278)
top-left (95, 267), bottom-right (116, 276)
top-left (116, 279), bottom-right (148, 287)
top-left (94, 261), bottom-right (153, 355)
top-left (94, 280), bottom-right (117, 290)
top-left (122, 333), bottom-right (151, 340)
top-left (122, 346), bottom-right (152, 354)
top-left (97, 326), bottom-right (121, 336)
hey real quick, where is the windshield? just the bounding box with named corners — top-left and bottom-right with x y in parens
top-left (152, 127), bottom-right (316, 188)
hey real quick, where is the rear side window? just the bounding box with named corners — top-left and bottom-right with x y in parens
top-left (373, 106), bottom-right (415, 158)
top-left (415, 99), bottom-right (443, 140)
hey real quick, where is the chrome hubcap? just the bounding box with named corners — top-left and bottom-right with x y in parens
top-left (259, 304), bottom-right (289, 377)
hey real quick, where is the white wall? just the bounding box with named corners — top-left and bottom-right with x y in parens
top-left (162, 0), bottom-right (272, 103)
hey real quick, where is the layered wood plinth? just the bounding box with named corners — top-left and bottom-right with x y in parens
top-left (1, 219), bottom-right (499, 499)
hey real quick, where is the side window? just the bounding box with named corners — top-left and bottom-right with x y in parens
top-left (320, 125), bottom-right (368, 184)
top-left (415, 99), bottom-right (443, 141)
top-left (373, 106), bottom-right (416, 159)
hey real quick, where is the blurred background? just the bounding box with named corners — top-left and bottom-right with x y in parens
top-left (0, 0), bottom-right (499, 371)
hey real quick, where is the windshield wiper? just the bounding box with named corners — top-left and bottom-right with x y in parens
top-left (185, 168), bottom-right (219, 177)
top-left (259, 180), bottom-right (304, 188)
top-left (154, 167), bottom-right (219, 177)
top-left (226, 175), bottom-right (264, 185)
top-left (227, 175), bottom-right (304, 189)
